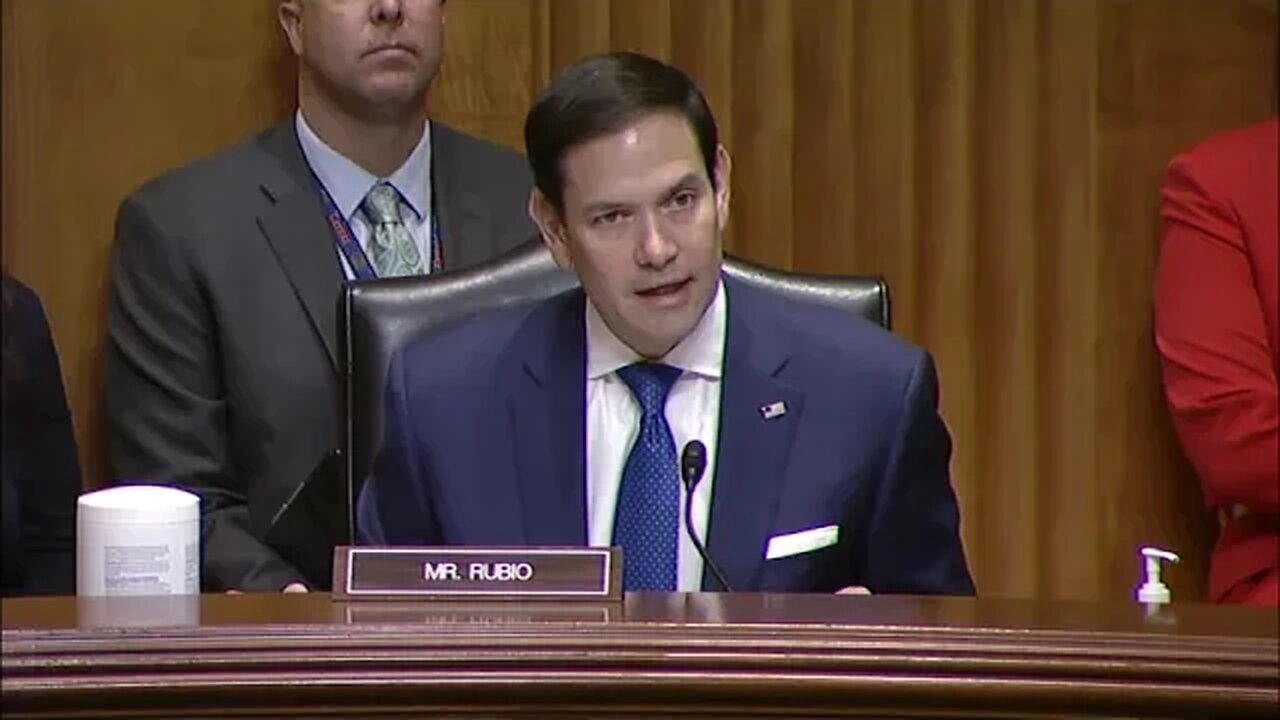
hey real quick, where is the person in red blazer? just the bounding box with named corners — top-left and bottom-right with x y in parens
top-left (1154, 116), bottom-right (1278, 605)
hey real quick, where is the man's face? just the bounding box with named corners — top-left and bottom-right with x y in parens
top-left (279, 0), bottom-right (444, 121)
top-left (533, 111), bottom-right (731, 359)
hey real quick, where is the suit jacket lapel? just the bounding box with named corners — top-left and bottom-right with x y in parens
top-left (431, 123), bottom-right (493, 270)
top-left (255, 122), bottom-right (342, 371)
top-left (508, 291), bottom-right (588, 545)
top-left (706, 278), bottom-right (804, 590)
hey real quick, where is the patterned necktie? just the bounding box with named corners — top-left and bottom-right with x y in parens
top-left (359, 181), bottom-right (425, 278)
top-left (613, 362), bottom-right (683, 591)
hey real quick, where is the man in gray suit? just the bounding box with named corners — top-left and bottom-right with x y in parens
top-left (104, 0), bottom-right (533, 592)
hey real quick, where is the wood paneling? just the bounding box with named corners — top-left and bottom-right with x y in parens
top-left (0, 0), bottom-right (293, 528)
top-left (3, 0), bottom-right (1276, 602)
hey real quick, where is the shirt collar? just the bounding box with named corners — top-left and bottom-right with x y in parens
top-left (294, 109), bottom-right (432, 221)
top-left (586, 278), bottom-right (727, 381)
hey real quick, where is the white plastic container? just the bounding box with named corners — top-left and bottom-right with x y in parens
top-left (76, 485), bottom-right (200, 597)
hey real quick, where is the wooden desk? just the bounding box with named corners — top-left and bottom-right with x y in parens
top-left (3, 593), bottom-right (1276, 718)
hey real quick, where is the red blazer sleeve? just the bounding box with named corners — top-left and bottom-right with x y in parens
top-left (1154, 144), bottom-right (1279, 512)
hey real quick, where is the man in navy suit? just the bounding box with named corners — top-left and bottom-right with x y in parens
top-left (358, 52), bottom-right (974, 594)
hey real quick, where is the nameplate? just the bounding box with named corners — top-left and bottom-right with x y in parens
top-left (331, 546), bottom-right (622, 602)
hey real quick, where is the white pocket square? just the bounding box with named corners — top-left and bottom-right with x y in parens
top-left (765, 524), bottom-right (839, 560)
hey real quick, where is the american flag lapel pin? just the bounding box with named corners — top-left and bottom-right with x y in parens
top-left (760, 401), bottom-right (787, 420)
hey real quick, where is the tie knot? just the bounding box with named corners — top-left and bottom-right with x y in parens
top-left (361, 182), bottom-right (404, 224)
top-left (616, 362), bottom-right (681, 417)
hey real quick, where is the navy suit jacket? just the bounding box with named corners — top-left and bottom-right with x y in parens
top-left (358, 277), bottom-right (974, 594)
top-left (2, 276), bottom-right (81, 597)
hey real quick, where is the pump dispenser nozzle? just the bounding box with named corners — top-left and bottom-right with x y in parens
top-left (1136, 547), bottom-right (1180, 604)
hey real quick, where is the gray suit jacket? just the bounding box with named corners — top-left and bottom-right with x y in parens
top-left (104, 119), bottom-right (534, 591)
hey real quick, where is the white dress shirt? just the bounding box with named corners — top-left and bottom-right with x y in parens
top-left (585, 280), bottom-right (727, 591)
top-left (294, 110), bottom-right (434, 279)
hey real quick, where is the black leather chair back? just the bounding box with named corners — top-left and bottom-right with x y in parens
top-left (339, 239), bottom-right (889, 539)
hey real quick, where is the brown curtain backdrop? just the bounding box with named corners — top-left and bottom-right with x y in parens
top-left (3, 0), bottom-right (1275, 602)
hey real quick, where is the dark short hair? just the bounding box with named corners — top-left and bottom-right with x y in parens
top-left (523, 52), bottom-right (719, 212)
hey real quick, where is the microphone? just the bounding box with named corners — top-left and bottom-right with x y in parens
top-left (680, 440), bottom-right (733, 592)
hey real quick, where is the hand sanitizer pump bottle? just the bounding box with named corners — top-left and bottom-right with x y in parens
top-left (1137, 547), bottom-right (1180, 604)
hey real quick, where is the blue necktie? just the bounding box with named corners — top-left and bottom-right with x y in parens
top-left (613, 362), bottom-right (683, 591)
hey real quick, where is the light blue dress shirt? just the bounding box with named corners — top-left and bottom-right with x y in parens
top-left (294, 110), bottom-right (434, 279)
